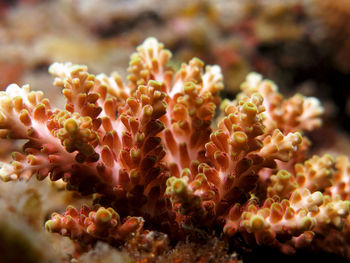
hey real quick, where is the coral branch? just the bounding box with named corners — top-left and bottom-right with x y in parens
top-left (1, 38), bottom-right (347, 260)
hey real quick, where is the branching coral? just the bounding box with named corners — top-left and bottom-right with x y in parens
top-left (0, 38), bottom-right (349, 260)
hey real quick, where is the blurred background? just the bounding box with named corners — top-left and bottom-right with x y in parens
top-left (0, 0), bottom-right (350, 262)
top-left (1, 0), bottom-right (350, 127)
top-left (2, 0), bottom-right (350, 155)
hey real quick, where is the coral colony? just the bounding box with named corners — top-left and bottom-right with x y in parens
top-left (0, 38), bottom-right (350, 260)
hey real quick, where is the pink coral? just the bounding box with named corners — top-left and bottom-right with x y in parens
top-left (0, 38), bottom-right (349, 260)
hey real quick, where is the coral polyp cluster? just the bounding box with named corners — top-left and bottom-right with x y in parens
top-left (0, 38), bottom-right (349, 260)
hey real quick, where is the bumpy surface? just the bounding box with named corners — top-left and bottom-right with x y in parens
top-left (0, 38), bottom-right (349, 260)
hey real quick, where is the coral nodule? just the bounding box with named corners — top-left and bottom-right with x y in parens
top-left (0, 37), bottom-right (349, 261)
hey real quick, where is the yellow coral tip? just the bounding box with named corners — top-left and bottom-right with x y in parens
top-left (96, 208), bottom-right (112, 223)
top-left (64, 118), bottom-right (78, 134)
top-left (172, 179), bottom-right (186, 195)
top-left (45, 220), bottom-right (55, 232)
top-left (233, 131), bottom-right (247, 144)
top-left (250, 215), bottom-right (265, 231)
top-left (277, 170), bottom-right (290, 180)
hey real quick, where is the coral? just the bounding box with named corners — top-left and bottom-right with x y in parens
top-left (0, 37), bottom-right (349, 261)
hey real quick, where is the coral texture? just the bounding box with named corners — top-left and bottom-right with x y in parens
top-left (0, 38), bottom-right (349, 260)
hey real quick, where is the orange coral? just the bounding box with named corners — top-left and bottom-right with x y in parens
top-left (0, 38), bottom-right (348, 260)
